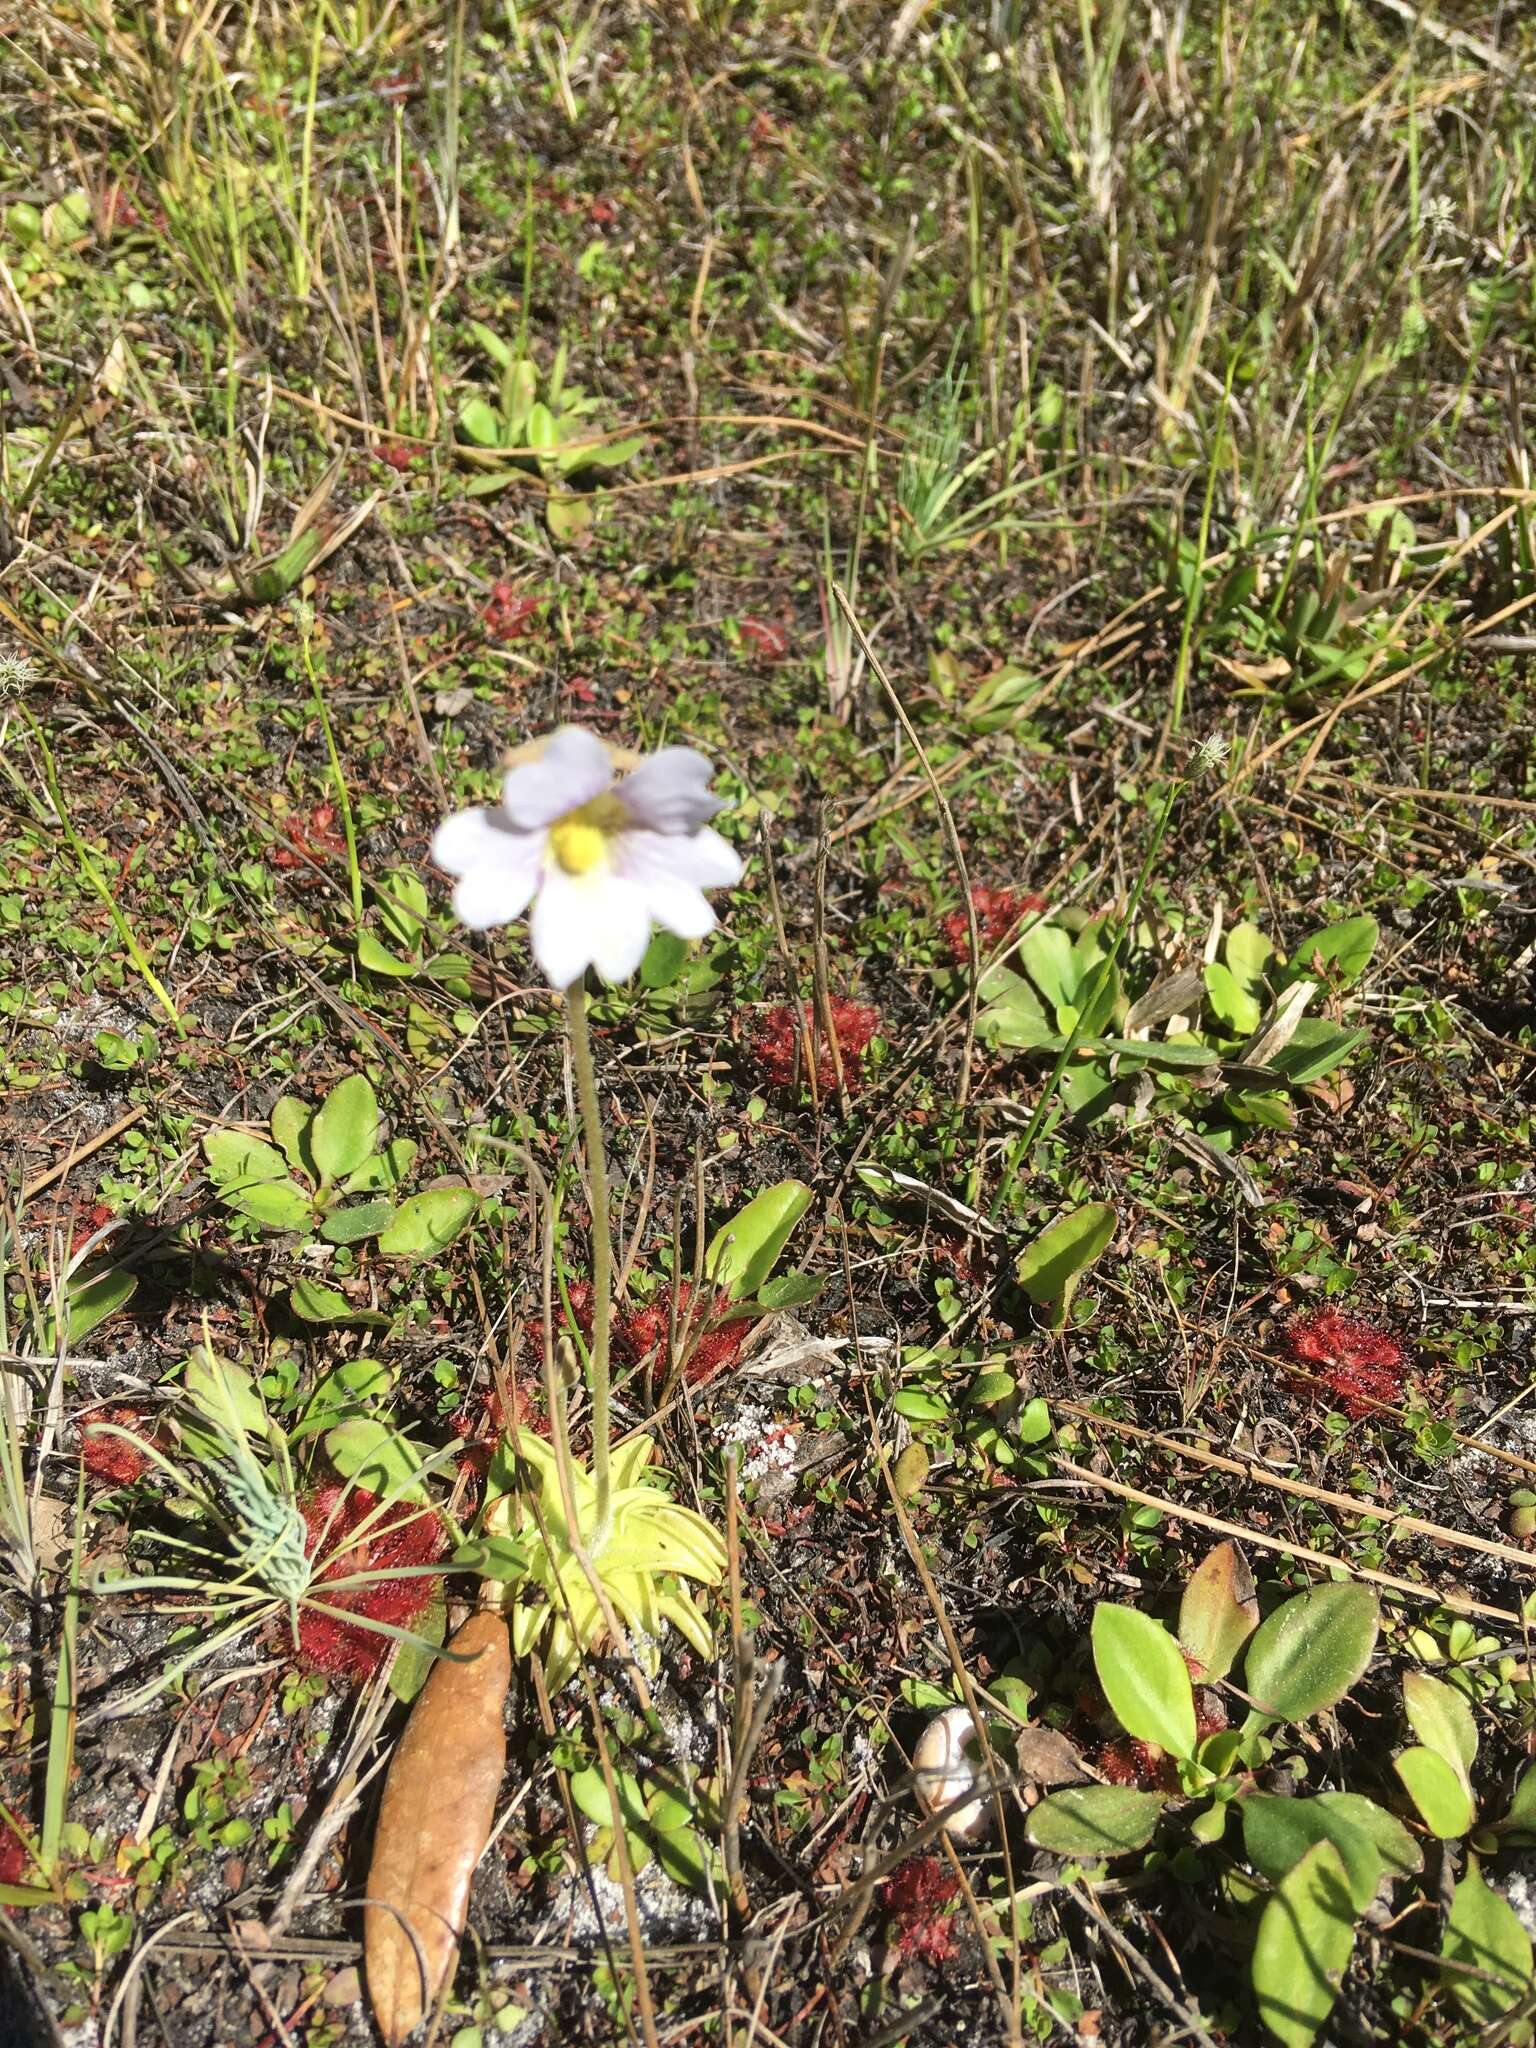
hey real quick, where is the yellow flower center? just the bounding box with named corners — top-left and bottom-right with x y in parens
top-left (547, 793), bottom-right (626, 875)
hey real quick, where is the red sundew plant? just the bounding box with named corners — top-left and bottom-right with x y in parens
top-left (878, 1855), bottom-right (962, 1964)
top-left (451, 1282), bottom-right (598, 1472)
top-left (749, 998), bottom-right (880, 1092)
top-left (1096, 1738), bottom-right (1179, 1791)
top-left (80, 1406), bottom-right (158, 1487)
top-left (293, 1485), bottom-right (448, 1682)
top-left (616, 1283), bottom-right (748, 1390)
top-left (272, 801), bottom-right (348, 872)
top-left (1283, 1306), bottom-right (1407, 1419)
top-left (738, 616), bottom-right (790, 661)
top-left (481, 583), bottom-right (540, 641)
top-left (940, 885), bottom-right (1048, 964)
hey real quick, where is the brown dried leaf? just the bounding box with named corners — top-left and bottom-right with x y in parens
top-left (364, 1610), bottom-right (510, 2046)
top-left (1014, 1725), bottom-right (1090, 1788)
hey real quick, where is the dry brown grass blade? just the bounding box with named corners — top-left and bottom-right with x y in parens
top-left (1056, 1399), bottom-right (1536, 1577)
top-left (363, 1609), bottom-right (511, 2046)
top-left (1052, 1456), bottom-right (1529, 1629)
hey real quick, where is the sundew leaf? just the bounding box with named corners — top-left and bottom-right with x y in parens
top-left (1092, 1605), bottom-right (1196, 1759)
top-left (1243, 1583), bottom-right (1378, 1722)
top-left (1251, 1839), bottom-right (1358, 2048)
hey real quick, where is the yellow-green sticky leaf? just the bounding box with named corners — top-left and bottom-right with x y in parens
top-left (706, 1180), bottom-right (812, 1300)
top-left (1016, 1203), bottom-right (1116, 1330)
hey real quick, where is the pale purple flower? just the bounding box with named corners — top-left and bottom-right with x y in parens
top-left (430, 726), bottom-right (743, 987)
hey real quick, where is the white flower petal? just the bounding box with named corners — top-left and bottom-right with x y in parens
top-left (451, 841), bottom-right (542, 930)
top-left (618, 826), bottom-right (743, 893)
top-left (616, 748), bottom-right (721, 832)
top-left (586, 878), bottom-right (654, 984)
top-left (528, 868), bottom-right (651, 988)
top-left (500, 726), bottom-right (613, 829)
top-left (432, 806), bottom-right (516, 877)
top-left (639, 878), bottom-right (716, 941)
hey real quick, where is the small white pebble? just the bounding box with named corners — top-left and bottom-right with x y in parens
top-left (912, 1705), bottom-right (989, 1837)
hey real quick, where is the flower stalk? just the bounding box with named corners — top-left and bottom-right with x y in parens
top-left (562, 975), bottom-right (613, 1543)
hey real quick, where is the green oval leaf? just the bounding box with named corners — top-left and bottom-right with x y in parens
top-left (1017, 922), bottom-right (1079, 1011)
top-left (757, 1272), bottom-right (824, 1311)
top-left (319, 1198), bottom-right (396, 1246)
top-left (892, 1390), bottom-right (950, 1423)
top-left (1286, 915), bottom-right (1378, 987)
top-left (706, 1181), bottom-right (812, 1300)
top-left (1204, 960), bottom-right (1261, 1037)
top-left (1243, 1583), bottom-right (1378, 1722)
top-left (203, 1128), bottom-right (292, 1191)
top-left (357, 930), bottom-right (414, 977)
top-left (270, 1097), bottom-right (316, 1177)
top-left (323, 1417), bottom-right (430, 1503)
top-left (1240, 1794), bottom-right (1383, 1914)
top-left (1394, 1746), bottom-right (1475, 1839)
top-left (1252, 1839), bottom-right (1359, 2048)
top-left (375, 1187), bottom-right (478, 1258)
top-left (183, 1348), bottom-right (267, 1436)
top-left (1443, 1859), bottom-right (1534, 2025)
top-left (450, 1534), bottom-right (529, 1583)
top-left (1092, 1604), bottom-right (1197, 1760)
top-left (1312, 1793), bottom-right (1422, 1878)
top-left (50, 1268), bottom-right (137, 1351)
top-left (1266, 1019), bottom-right (1368, 1087)
top-left (343, 1138), bottom-right (419, 1195)
top-left (1026, 1785), bottom-right (1164, 1857)
top-left (289, 1277), bottom-right (358, 1324)
top-left (230, 1179), bottom-right (314, 1231)
top-left (1402, 1670), bottom-right (1478, 1774)
top-left (1499, 1763), bottom-right (1536, 1844)
top-left (387, 1591), bottom-right (446, 1705)
top-left (310, 1075), bottom-right (379, 1183)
